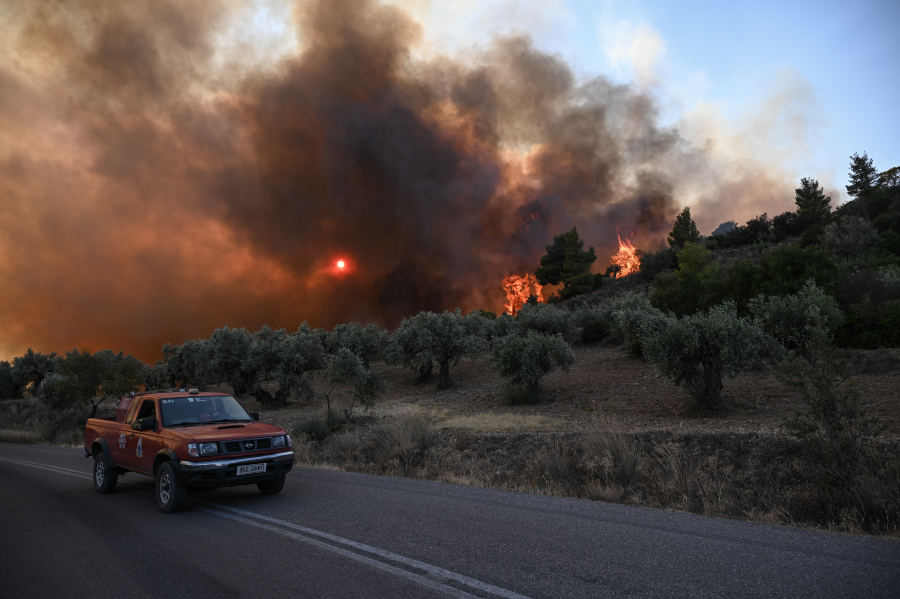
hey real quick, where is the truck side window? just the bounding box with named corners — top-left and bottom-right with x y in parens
top-left (124, 398), bottom-right (142, 424)
top-left (135, 400), bottom-right (157, 422)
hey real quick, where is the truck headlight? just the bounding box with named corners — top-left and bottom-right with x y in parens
top-left (188, 443), bottom-right (199, 457)
top-left (273, 435), bottom-right (285, 448)
top-left (199, 442), bottom-right (218, 455)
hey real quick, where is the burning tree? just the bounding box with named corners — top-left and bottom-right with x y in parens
top-left (503, 274), bottom-right (543, 315)
top-left (609, 235), bottom-right (641, 278)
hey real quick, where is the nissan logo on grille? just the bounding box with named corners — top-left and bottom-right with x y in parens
top-left (243, 441), bottom-right (254, 450)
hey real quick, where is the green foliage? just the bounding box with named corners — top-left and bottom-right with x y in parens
top-left (749, 279), bottom-right (844, 356)
top-left (598, 291), bottom-right (663, 345)
top-left (385, 309), bottom-right (487, 389)
top-left (581, 319), bottom-right (609, 344)
top-left (325, 322), bottom-right (389, 369)
top-left (641, 302), bottom-right (782, 409)
top-left (795, 177), bottom-right (832, 217)
top-left (535, 228), bottom-right (598, 300)
top-left (468, 309), bottom-right (497, 320)
top-left (40, 349), bottom-right (142, 418)
top-left (667, 207), bottom-right (700, 250)
top-left (779, 329), bottom-right (884, 483)
top-left (275, 324), bottom-right (327, 402)
top-left (163, 339), bottom-right (211, 388)
top-left (493, 331), bottom-right (575, 404)
top-left (833, 269), bottom-right (900, 348)
top-left (141, 360), bottom-right (170, 391)
top-left (514, 302), bottom-right (574, 336)
top-left (639, 246), bottom-right (677, 281)
top-left (11, 349), bottom-right (58, 396)
top-left (846, 152), bottom-right (879, 199)
top-left (0, 361), bottom-right (20, 400)
top-left (206, 326), bottom-right (253, 394)
top-left (727, 246), bottom-right (839, 312)
top-left (322, 347), bottom-right (387, 424)
top-left (650, 243), bottom-right (728, 316)
top-left (818, 215), bottom-right (882, 266)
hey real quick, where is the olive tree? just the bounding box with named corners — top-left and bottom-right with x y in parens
top-left (11, 348), bottom-right (58, 396)
top-left (641, 302), bottom-right (782, 409)
top-left (493, 331), bottom-right (575, 404)
top-left (40, 349), bottom-right (143, 418)
top-left (163, 339), bottom-right (212, 389)
top-left (275, 323), bottom-right (327, 402)
top-left (206, 326), bottom-right (253, 394)
top-left (322, 347), bottom-right (388, 425)
top-left (749, 279), bottom-right (844, 357)
top-left (514, 302), bottom-right (574, 336)
top-left (325, 322), bottom-right (389, 369)
top-left (386, 309), bottom-right (487, 390)
top-left (818, 215), bottom-right (881, 265)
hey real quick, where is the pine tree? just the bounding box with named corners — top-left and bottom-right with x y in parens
top-left (667, 207), bottom-right (700, 249)
top-left (794, 178), bottom-right (831, 215)
top-left (535, 228), bottom-right (597, 300)
top-left (846, 152), bottom-right (878, 199)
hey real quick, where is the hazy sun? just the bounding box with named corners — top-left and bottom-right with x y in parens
top-left (337, 260), bottom-right (345, 268)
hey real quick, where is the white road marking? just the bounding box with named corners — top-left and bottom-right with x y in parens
top-left (0, 454), bottom-right (533, 599)
top-left (197, 500), bottom-right (534, 599)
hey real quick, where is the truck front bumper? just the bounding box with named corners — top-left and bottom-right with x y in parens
top-left (177, 451), bottom-right (294, 488)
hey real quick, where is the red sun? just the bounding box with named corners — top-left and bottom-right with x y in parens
top-left (337, 260), bottom-right (345, 269)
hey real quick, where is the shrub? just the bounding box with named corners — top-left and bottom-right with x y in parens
top-left (818, 215), bottom-right (881, 265)
top-left (600, 292), bottom-right (662, 345)
top-left (493, 331), bottom-right (575, 404)
top-left (386, 309), bottom-right (487, 389)
top-left (650, 242), bottom-right (728, 316)
top-left (366, 414), bottom-right (435, 465)
top-left (727, 245), bottom-right (839, 312)
top-left (641, 302), bottom-right (782, 409)
top-left (749, 279), bottom-right (844, 356)
top-left (0, 361), bottom-right (20, 400)
top-left (293, 418), bottom-right (330, 441)
top-left (581, 319), bottom-right (609, 344)
top-left (779, 332), bottom-right (884, 483)
top-left (515, 302), bottom-right (574, 336)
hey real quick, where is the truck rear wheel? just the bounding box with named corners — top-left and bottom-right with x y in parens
top-left (156, 461), bottom-right (187, 513)
top-left (257, 474), bottom-right (285, 495)
top-left (93, 452), bottom-right (118, 494)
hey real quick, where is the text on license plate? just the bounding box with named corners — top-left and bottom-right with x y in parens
top-left (236, 463), bottom-right (266, 476)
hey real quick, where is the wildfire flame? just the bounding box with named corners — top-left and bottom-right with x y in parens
top-left (610, 235), bottom-right (640, 278)
top-left (502, 273), bottom-right (543, 315)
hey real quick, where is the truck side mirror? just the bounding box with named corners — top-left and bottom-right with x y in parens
top-left (250, 412), bottom-right (259, 421)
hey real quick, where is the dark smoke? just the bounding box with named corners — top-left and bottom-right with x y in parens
top-left (0, 0), bottom-right (778, 362)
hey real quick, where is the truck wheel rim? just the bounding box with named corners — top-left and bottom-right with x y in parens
top-left (95, 460), bottom-right (105, 486)
top-left (159, 472), bottom-right (171, 504)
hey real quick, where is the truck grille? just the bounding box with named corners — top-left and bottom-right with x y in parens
top-left (223, 438), bottom-right (272, 453)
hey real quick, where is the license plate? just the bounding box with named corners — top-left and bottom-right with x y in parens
top-left (236, 463), bottom-right (266, 476)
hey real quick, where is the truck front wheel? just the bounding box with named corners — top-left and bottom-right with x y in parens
top-left (257, 474), bottom-right (286, 495)
top-left (93, 452), bottom-right (118, 494)
top-left (156, 461), bottom-right (187, 513)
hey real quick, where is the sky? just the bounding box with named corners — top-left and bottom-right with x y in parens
top-left (0, 0), bottom-right (897, 363)
top-left (404, 0), bottom-right (899, 196)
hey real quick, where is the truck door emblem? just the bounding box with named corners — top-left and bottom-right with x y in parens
top-left (244, 441), bottom-right (254, 450)
top-left (136, 436), bottom-right (143, 458)
top-left (119, 433), bottom-right (126, 449)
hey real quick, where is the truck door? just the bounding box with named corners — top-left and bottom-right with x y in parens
top-left (120, 398), bottom-right (163, 475)
top-left (110, 397), bottom-right (142, 467)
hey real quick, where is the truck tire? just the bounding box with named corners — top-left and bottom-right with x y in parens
top-left (257, 474), bottom-right (286, 495)
top-left (93, 452), bottom-right (118, 494)
top-left (156, 461), bottom-right (187, 513)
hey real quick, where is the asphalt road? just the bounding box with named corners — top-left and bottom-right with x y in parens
top-left (1, 443), bottom-right (898, 598)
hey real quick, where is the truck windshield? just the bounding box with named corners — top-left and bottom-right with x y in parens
top-left (159, 396), bottom-right (253, 427)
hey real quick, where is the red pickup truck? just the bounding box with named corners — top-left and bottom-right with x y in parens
top-left (82, 389), bottom-right (294, 512)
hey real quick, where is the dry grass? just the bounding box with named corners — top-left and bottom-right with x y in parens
top-left (441, 413), bottom-right (560, 432)
top-left (0, 428), bottom-right (42, 444)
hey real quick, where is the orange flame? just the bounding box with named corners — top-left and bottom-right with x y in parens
top-left (502, 273), bottom-right (543, 315)
top-left (610, 235), bottom-right (640, 278)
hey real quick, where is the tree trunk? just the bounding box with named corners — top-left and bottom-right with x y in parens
top-left (437, 360), bottom-right (451, 390)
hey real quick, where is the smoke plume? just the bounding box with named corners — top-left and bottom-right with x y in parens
top-left (0, 0), bottom-right (800, 361)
